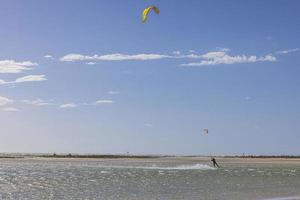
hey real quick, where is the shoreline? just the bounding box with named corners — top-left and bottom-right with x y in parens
top-left (1, 155), bottom-right (300, 165)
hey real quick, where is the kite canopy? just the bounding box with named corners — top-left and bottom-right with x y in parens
top-left (142, 6), bottom-right (160, 22)
top-left (203, 128), bottom-right (209, 134)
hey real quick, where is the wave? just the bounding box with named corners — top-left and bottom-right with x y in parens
top-left (103, 164), bottom-right (215, 170)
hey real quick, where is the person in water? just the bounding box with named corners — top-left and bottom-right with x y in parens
top-left (211, 157), bottom-right (220, 168)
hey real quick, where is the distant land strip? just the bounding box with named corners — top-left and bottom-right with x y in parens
top-left (0, 154), bottom-right (300, 159)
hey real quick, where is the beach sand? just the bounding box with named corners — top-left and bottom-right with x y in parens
top-left (4, 156), bottom-right (300, 166)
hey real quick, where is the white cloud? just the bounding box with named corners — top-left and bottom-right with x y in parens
top-left (108, 90), bottom-right (120, 95)
top-left (86, 62), bottom-right (96, 65)
top-left (97, 53), bottom-right (170, 61)
top-left (276, 48), bottom-right (299, 54)
top-left (2, 107), bottom-right (19, 112)
top-left (0, 97), bottom-right (116, 110)
top-left (181, 54), bottom-right (202, 59)
top-left (216, 47), bottom-right (230, 52)
top-left (259, 54), bottom-right (276, 62)
top-left (21, 99), bottom-right (51, 106)
top-left (15, 75), bottom-right (47, 83)
top-left (19, 98), bottom-right (114, 108)
top-left (172, 51), bottom-right (181, 55)
top-left (44, 55), bottom-right (54, 59)
top-left (0, 75), bottom-right (46, 85)
top-left (60, 53), bottom-right (171, 62)
top-left (0, 96), bottom-right (13, 106)
top-left (59, 49), bottom-right (281, 67)
top-left (95, 99), bottom-right (114, 104)
top-left (0, 80), bottom-right (7, 84)
top-left (0, 60), bottom-right (37, 73)
top-left (181, 51), bottom-right (276, 66)
top-left (60, 54), bottom-right (86, 61)
top-left (60, 103), bottom-right (77, 108)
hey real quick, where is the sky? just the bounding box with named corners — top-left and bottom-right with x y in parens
top-left (0, 0), bottom-right (299, 155)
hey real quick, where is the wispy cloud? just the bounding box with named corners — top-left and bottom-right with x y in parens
top-left (22, 98), bottom-right (115, 108)
top-left (216, 47), bottom-right (230, 52)
top-left (60, 103), bottom-right (77, 108)
top-left (0, 75), bottom-right (46, 85)
top-left (108, 90), bottom-right (120, 95)
top-left (2, 107), bottom-right (19, 112)
top-left (172, 51), bottom-right (181, 55)
top-left (21, 99), bottom-right (52, 106)
top-left (181, 51), bottom-right (276, 66)
top-left (15, 75), bottom-right (46, 83)
top-left (144, 123), bottom-right (153, 127)
top-left (44, 55), bottom-right (54, 59)
top-left (0, 96), bottom-right (23, 112)
top-left (95, 99), bottom-right (114, 104)
top-left (60, 53), bottom-right (171, 62)
top-left (86, 62), bottom-right (96, 65)
top-left (276, 48), bottom-right (299, 54)
top-left (0, 60), bottom-right (37, 73)
top-left (0, 80), bottom-right (7, 85)
top-left (0, 96), bottom-right (13, 106)
top-left (60, 49), bottom-right (279, 67)
top-left (0, 95), bottom-right (116, 112)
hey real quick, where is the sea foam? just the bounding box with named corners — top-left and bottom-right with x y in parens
top-left (104, 163), bottom-right (215, 170)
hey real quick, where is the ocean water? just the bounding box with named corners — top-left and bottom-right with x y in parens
top-left (0, 159), bottom-right (299, 200)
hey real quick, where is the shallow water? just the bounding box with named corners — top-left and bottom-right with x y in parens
top-left (0, 159), bottom-right (299, 200)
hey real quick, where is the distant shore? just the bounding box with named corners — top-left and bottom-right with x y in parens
top-left (1, 153), bottom-right (300, 159)
top-left (0, 154), bottom-right (160, 159)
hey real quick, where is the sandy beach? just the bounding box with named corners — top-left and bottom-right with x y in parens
top-left (3, 156), bottom-right (300, 166)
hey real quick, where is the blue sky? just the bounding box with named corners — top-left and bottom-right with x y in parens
top-left (0, 0), bottom-right (299, 155)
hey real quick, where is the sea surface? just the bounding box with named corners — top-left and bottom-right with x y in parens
top-left (0, 158), bottom-right (299, 200)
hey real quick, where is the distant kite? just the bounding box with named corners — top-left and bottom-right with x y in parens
top-left (142, 6), bottom-right (160, 22)
top-left (203, 128), bottom-right (209, 134)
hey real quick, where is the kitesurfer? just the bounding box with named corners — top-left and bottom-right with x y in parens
top-left (211, 157), bottom-right (220, 168)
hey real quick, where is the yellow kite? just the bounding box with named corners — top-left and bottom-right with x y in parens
top-left (142, 6), bottom-right (159, 22)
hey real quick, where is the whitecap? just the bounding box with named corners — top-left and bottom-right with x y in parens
top-left (101, 164), bottom-right (215, 170)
